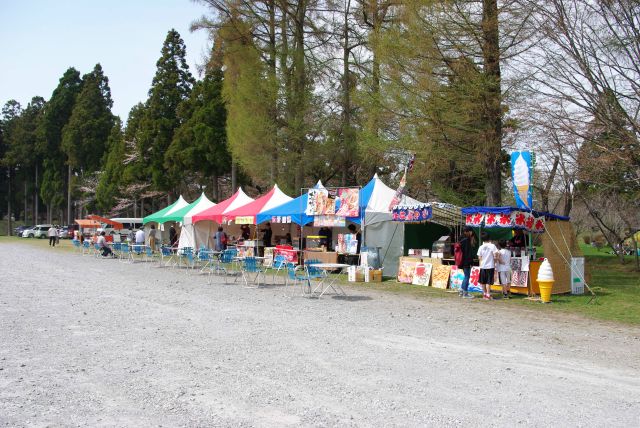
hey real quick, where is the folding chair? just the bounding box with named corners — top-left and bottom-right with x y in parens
top-left (285, 263), bottom-right (312, 297)
top-left (72, 239), bottom-right (82, 253)
top-left (120, 243), bottom-right (134, 263)
top-left (160, 245), bottom-right (175, 268)
top-left (267, 254), bottom-right (287, 284)
top-left (241, 257), bottom-right (265, 288)
top-left (216, 248), bottom-right (239, 284)
top-left (82, 240), bottom-right (91, 256)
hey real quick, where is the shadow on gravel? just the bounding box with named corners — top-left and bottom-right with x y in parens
top-left (331, 295), bottom-right (373, 302)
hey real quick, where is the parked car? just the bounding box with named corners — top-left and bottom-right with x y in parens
top-left (14, 225), bottom-right (33, 237)
top-left (58, 226), bottom-right (71, 239)
top-left (22, 224), bottom-right (53, 238)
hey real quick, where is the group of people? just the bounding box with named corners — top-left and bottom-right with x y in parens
top-left (213, 223), bottom-right (275, 252)
top-left (92, 224), bottom-right (181, 258)
top-left (457, 227), bottom-right (527, 300)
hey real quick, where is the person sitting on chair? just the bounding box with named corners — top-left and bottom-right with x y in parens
top-left (97, 231), bottom-right (114, 258)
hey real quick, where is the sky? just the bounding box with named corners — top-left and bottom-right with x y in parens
top-left (0, 0), bottom-right (213, 121)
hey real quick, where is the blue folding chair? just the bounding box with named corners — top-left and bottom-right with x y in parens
top-left (285, 262), bottom-right (311, 297)
top-left (241, 257), bottom-right (265, 288)
top-left (216, 248), bottom-right (239, 284)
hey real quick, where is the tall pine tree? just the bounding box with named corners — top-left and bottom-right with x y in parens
top-left (37, 67), bottom-right (82, 222)
top-left (166, 66), bottom-right (230, 199)
top-left (137, 29), bottom-right (195, 193)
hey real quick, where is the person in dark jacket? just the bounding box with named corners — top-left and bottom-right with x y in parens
top-left (458, 226), bottom-right (477, 298)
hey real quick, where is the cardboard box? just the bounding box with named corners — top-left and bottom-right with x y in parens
top-left (369, 269), bottom-right (383, 282)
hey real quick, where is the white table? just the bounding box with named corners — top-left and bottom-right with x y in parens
top-left (309, 263), bottom-right (350, 297)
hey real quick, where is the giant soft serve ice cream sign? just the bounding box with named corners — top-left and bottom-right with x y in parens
top-left (511, 151), bottom-right (533, 209)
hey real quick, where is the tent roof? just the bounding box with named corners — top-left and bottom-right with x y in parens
top-left (352, 174), bottom-right (422, 225)
top-left (181, 193), bottom-right (216, 225)
top-left (143, 195), bottom-right (189, 224)
top-left (75, 219), bottom-right (102, 228)
top-left (256, 181), bottom-right (324, 225)
top-left (161, 193), bottom-right (216, 224)
top-left (192, 188), bottom-right (254, 224)
top-left (224, 184), bottom-right (293, 224)
top-left (86, 214), bottom-right (124, 230)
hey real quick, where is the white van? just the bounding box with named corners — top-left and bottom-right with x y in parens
top-left (110, 218), bottom-right (143, 240)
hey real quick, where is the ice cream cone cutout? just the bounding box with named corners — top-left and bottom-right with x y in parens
top-left (537, 258), bottom-right (554, 303)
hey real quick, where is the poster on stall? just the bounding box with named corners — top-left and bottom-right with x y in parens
top-left (335, 188), bottom-right (360, 217)
top-left (431, 265), bottom-right (452, 289)
top-left (271, 215), bottom-right (292, 224)
top-left (511, 151), bottom-right (533, 209)
top-left (449, 266), bottom-right (464, 290)
top-left (512, 270), bottom-right (528, 287)
top-left (412, 262), bottom-right (433, 286)
top-left (306, 188), bottom-right (336, 215)
top-left (468, 266), bottom-right (483, 292)
top-left (313, 215), bottom-right (345, 227)
top-left (398, 258), bottom-right (419, 283)
top-left (263, 247), bottom-right (274, 267)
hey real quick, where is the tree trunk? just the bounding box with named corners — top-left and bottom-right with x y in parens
top-left (34, 164), bottom-right (39, 225)
top-left (481, 0), bottom-right (503, 206)
top-left (231, 162), bottom-right (237, 194)
top-left (24, 181), bottom-right (28, 224)
top-left (212, 173), bottom-right (219, 201)
top-left (67, 165), bottom-right (72, 226)
top-left (6, 168), bottom-right (12, 235)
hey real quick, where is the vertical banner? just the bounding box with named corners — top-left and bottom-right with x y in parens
top-left (511, 151), bottom-right (533, 209)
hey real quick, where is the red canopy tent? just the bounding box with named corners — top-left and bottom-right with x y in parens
top-left (192, 188), bottom-right (254, 224)
top-left (222, 185), bottom-right (293, 225)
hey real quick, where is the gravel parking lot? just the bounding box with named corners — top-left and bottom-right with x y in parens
top-left (1, 242), bottom-right (639, 427)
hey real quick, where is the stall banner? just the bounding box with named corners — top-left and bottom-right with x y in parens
top-left (412, 262), bottom-right (433, 286)
top-left (392, 204), bottom-right (432, 222)
top-left (532, 215), bottom-right (545, 233)
top-left (235, 216), bottom-right (253, 225)
top-left (483, 212), bottom-right (513, 228)
top-left (270, 215), bottom-right (292, 224)
top-left (313, 215), bottom-right (345, 227)
top-left (306, 188), bottom-right (336, 215)
top-left (274, 246), bottom-right (298, 263)
top-left (511, 210), bottom-right (536, 231)
top-left (511, 151), bottom-right (533, 209)
top-left (465, 213), bottom-right (484, 226)
top-left (335, 188), bottom-right (359, 217)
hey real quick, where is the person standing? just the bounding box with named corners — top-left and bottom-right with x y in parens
top-left (497, 240), bottom-right (512, 299)
top-left (347, 224), bottom-right (362, 254)
top-left (48, 226), bottom-right (58, 247)
top-left (169, 225), bottom-right (178, 248)
top-left (458, 226), bottom-right (477, 298)
top-left (477, 232), bottom-right (499, 300)
top-left (261, 222), bottom-right (273, 248)
top-left (148, 224), bottom-right (157, 252)
top-left (214, 227), bottom-right (228, 252)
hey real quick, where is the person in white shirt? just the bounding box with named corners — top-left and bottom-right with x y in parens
top-left (48, 226), bottom-right (58, 247)
top-left (477, 232), bottom-right (499, 300)
top-left (496, 240), bottom-right (512, 299)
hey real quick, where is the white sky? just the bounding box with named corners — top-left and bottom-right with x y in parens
top-left (0, 0), bottom-right (212, 121)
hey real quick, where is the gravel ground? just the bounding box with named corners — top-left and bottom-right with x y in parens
top-left (1, 242), bottom-right (639, 427)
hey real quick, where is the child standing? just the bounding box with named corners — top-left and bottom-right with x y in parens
top-left (477, 232), bottom-right (499, 300)
top-left (497, 240), bottom-right (512, 299)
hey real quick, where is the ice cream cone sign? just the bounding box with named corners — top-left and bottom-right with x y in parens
top-left (511, 151), bottom-right (532, 209)
top-left (537, 258), bottom-right (554, 303)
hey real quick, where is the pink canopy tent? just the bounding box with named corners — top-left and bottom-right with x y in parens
top-left (191, 187), bottom-right (254, 224)
top-left (223, 184), bottom-right (293, 225)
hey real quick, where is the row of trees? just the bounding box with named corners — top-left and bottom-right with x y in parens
top-left (1, 30), bottom-right (231, 228)
top-left (1, 1), bottom-right (638, 254)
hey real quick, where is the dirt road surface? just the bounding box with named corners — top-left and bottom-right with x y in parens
top-left (1, 243), bottom-right (639, 427)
